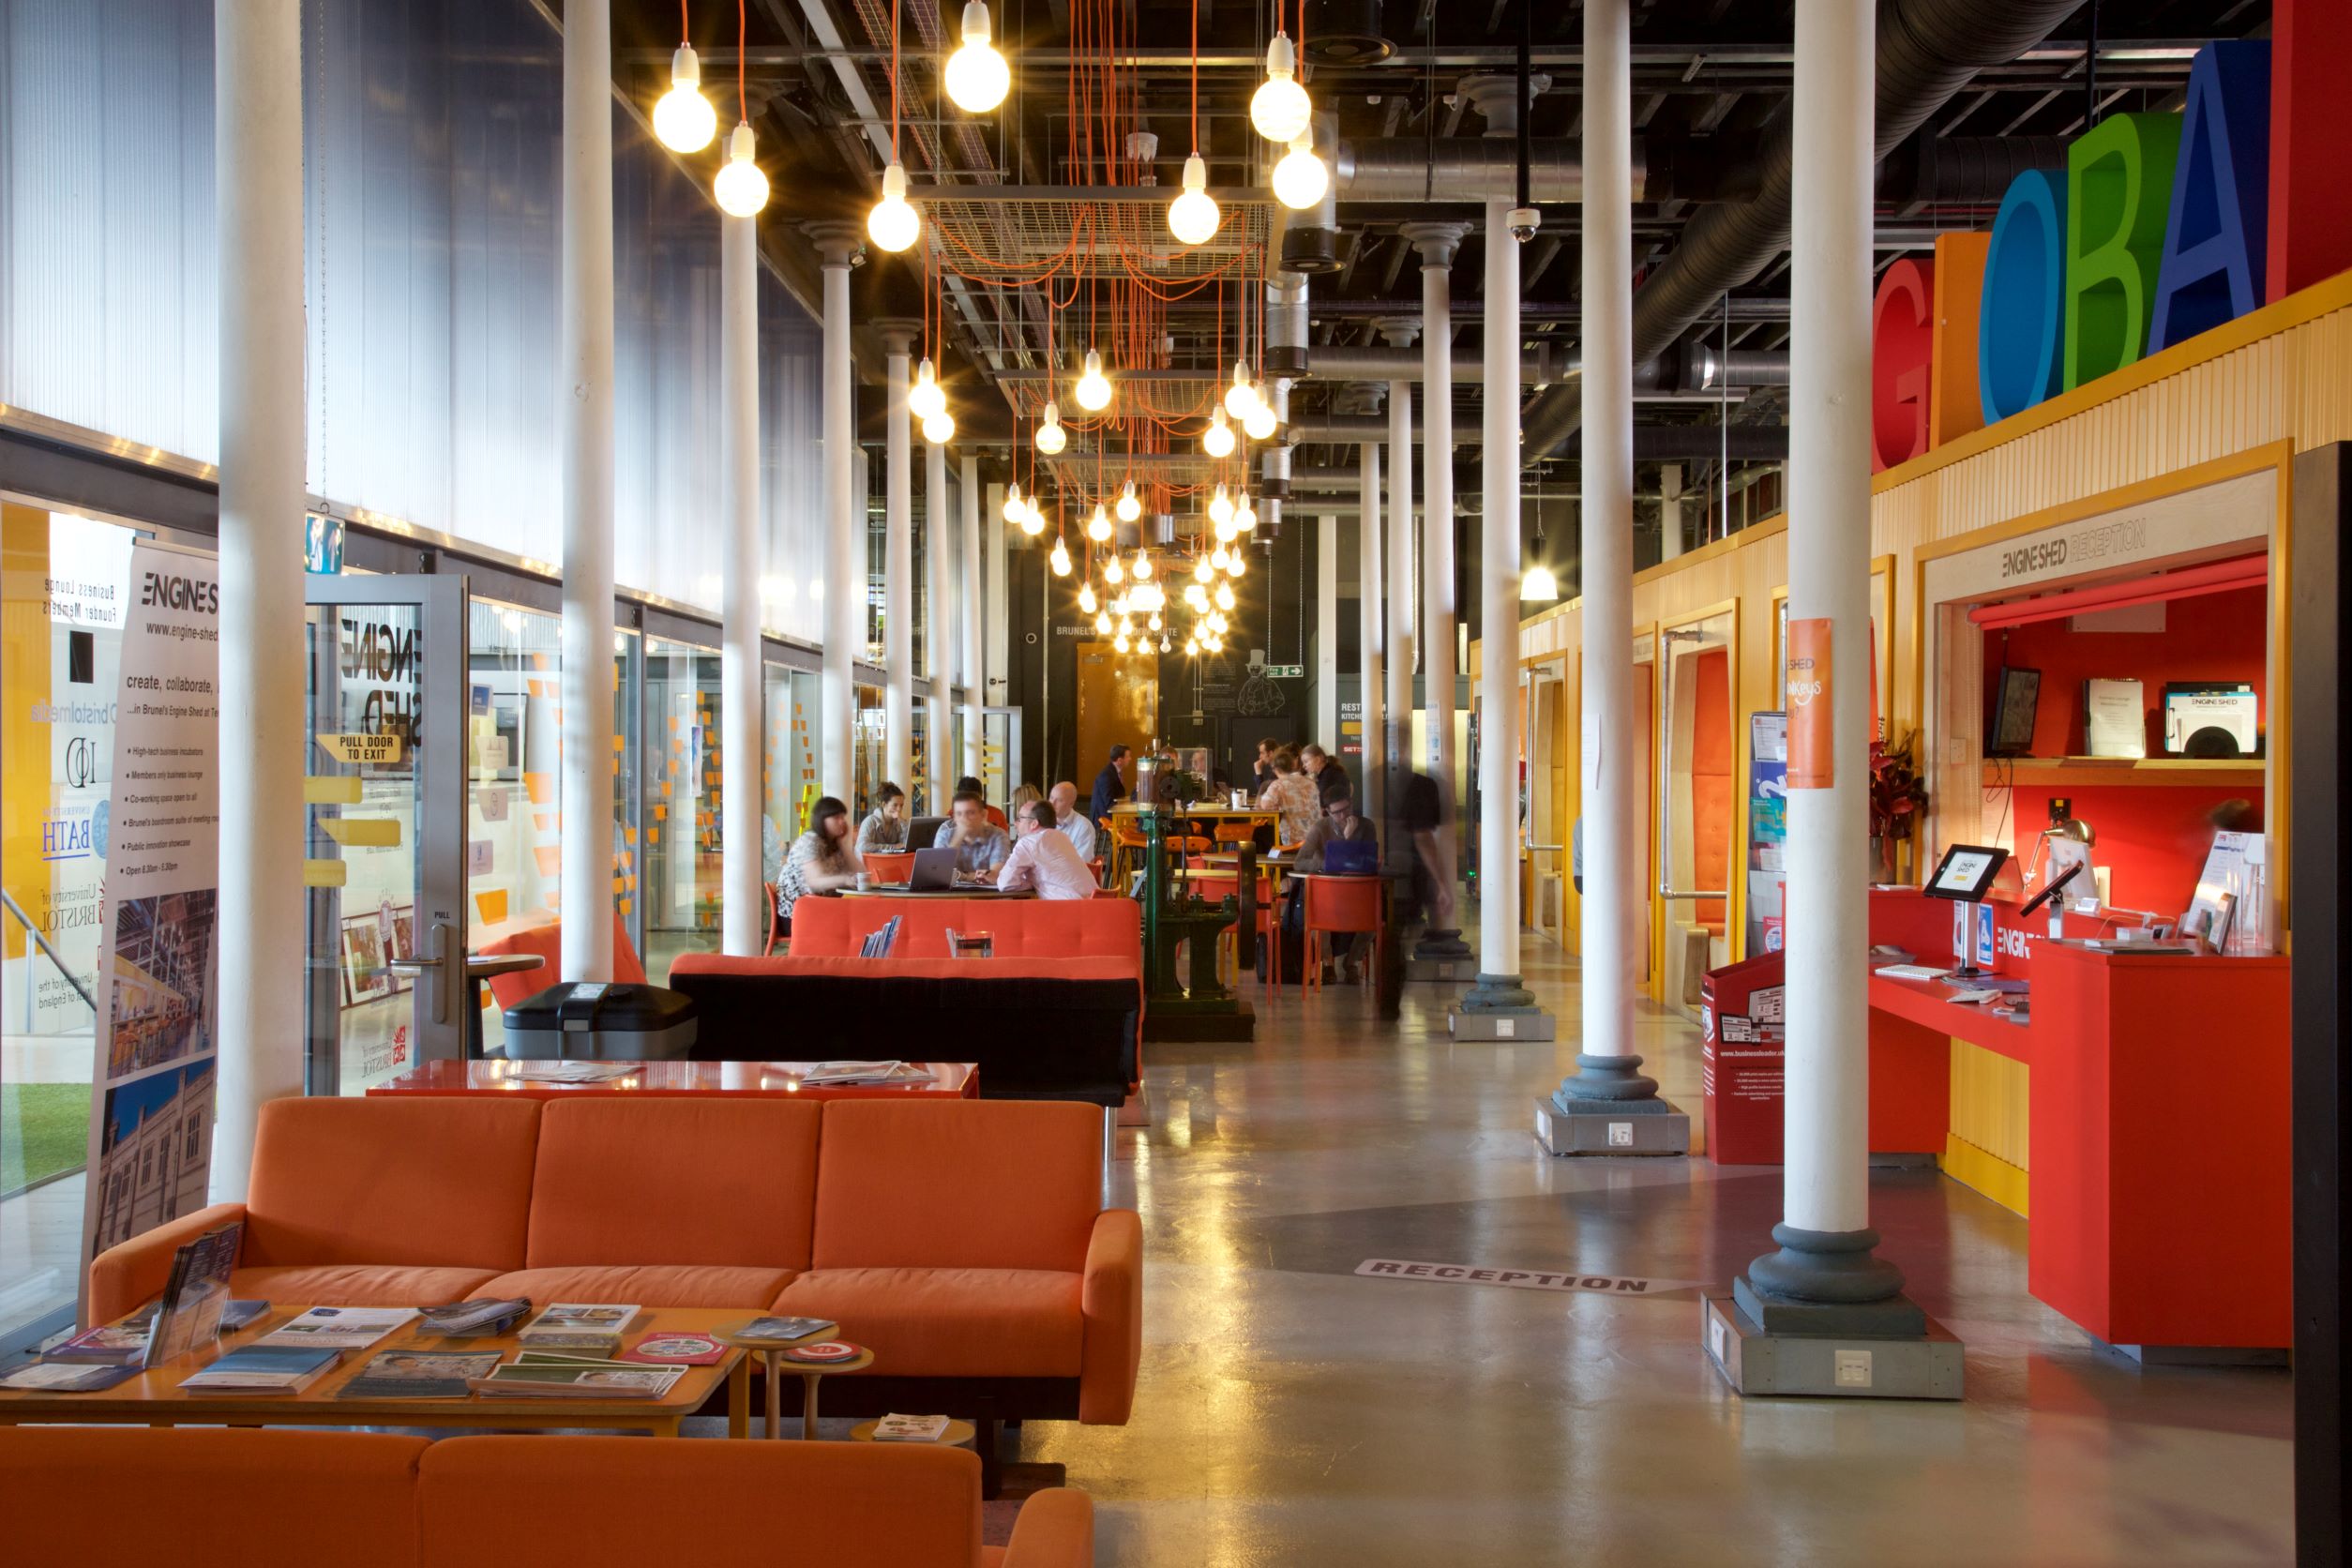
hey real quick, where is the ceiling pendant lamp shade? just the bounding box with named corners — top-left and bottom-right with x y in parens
top-left (1271, 130), bottom-right (1328, 210)
top-left (654, 43), bottom-right (719, 153)
top-left (944, 0), bottom-right (1011, 113)
top-left (1075, 349), bottom-right (1114, 412)
top-left (714, 123), bottom-right (769, 216)
top-left (1201, 407), bottom-right (1235, 458)
top-left (1115, 481), bottom-right (1141, 522)
top-left (1521, 563), bottom-right (1560, 601)
top-left (1003, 481), bottom-right (1025, 523)
top-left (1168, 153), bottom-right (1221, 246)
top-left (868, 160), bottom-right (921, 252)
top-left (1049, 537), bottom-right (1074, 576)
top-left (1250, 32), bottom-right (1312, 143)
top-left (1243, 399), bottom-right (1278, 442)
top-left (1087, 503), bottom-right (1113, 541)
top-left (1224, 360), bottom-right (1259, 419)
top-left (1034, 400), bottom-right (1067, 454)
top-left (910, 358), bottom-right (946, 421)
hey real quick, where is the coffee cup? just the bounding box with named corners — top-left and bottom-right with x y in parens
top-left (854, 873), bottom-right (872, 892)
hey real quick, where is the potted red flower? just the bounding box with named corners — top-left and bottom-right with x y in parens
top-left (1868, 731), bottom-right (1929, 883)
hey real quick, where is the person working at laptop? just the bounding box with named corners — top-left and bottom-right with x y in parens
top-left (998, 801), bottom-right (1099, 900)
top-left (1288, 786), bottom-right (1380, 982)
top-left (934, 790), bottom-right (1011, 882)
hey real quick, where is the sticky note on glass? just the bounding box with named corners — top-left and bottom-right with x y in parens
top-left (322, 817), bottom-right (402, 848)
top-left (524, 772), bottom-right (553, 805)
top-left (304, 776), bottom-right (363, 806)
top-left (303, 858), bottom-right (347, 887)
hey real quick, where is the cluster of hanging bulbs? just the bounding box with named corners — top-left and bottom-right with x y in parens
top-left (1254, 31), bottom-right (1327, 213)
top-left (652, 37), bottom-right (769, 218)
top-left (1198, 364), bottom-right (1279, 454)
top-left (909, 357), bottom-right (955, 445)
top-left (873, 1), bottom-right (1012, 252)
top-left (1002, 482), bottom-right (1047, 537)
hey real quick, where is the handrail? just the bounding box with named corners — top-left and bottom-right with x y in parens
top-left (0, 889), bottom-right (97, 1013)
top-left (1661, 888), bottom-right (1730, 900)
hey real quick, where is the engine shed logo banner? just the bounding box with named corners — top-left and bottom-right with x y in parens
top-left (81, 539), bottom-right (223, 1299)
top-left (1785, 618), bottom-right (1833, 790)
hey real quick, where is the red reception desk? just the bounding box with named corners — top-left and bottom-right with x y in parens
top-left (1856, 888), bottom-right (2291, 1352)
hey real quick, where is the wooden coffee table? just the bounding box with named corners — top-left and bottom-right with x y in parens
top-left (0, 1305), bottom-right (755, 1440)
top-left (711, 1323), bottom-right (875, 1440)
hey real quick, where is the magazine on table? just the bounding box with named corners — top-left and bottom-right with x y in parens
top-left (870, 1412), bottom-right (953, 1442)
top-left (419, 1297), bottom-right (533, 1338)
top-left (517, 1303), bottom-right (640, 1353)
top-left (144, 1221), bottom-right (244, 1367)
top-left (336, 1350), bottom-right (504, 1400)
top-left (257, 1307), bottom-right (418, 1352)
top-left (510, 1062), bottom-right (637, 1084)
top-left (797, 1061), bottom-right (936, 1087)
top-left (471, 1363), bottom-right (686, 1399)
top-left (177, 1345), bottom-right (341, 1394)
top-left (0, 1362), bottom-right (144, 1393)
top-left (729, 1315), bottom-right (837, 1343)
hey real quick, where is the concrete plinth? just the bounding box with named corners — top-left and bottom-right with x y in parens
top-left (1702, 1293), bottom-right (1965, 1400)
top-left (1451, 1009), bottom-right (1555, 1041)
top-left (1533, 1096), bottom-right (1691, 1155)
top-left (1405, 956), bottom-right (1476, 983)
top-left (1413, 927), bottom-right (1472, 961)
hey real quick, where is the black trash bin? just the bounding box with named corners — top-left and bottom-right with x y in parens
top-left (501, 981), bottom-right (699, 1061)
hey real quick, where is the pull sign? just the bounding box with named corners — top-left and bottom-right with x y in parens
top-left (1787, 618), bottom-right (1832, 789)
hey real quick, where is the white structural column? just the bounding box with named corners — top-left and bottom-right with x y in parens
top-left (1661, 463), bottom-right (1686, 562)
top-left (1560, 0), bottom-right (1653, 1096)
top-left (1461, 202), bottom-right (1542, 1020)
top-left (556, 0), bottom-right (616, 982)
top-left (1356, 429), bottom-right (1384, 825)
top-left (718, 212), bottom-right (762, 956)
top-left (212, 0), bottom-right (306, 1196)
top-left (1735, 0), bottom-right (1914, 1319)
top-left (1401, 226), bottom-right (1470, 956)
top-left (882, 324), bottom-right (916, 795)
top-left (807, 223), bottom-right (862, 805)
top-left (960, 454), bottom-right (985, 785)
top-left (924, 439), bottom-right (951, 810)
top-left (1382, 366), bottom-right (1416, 826)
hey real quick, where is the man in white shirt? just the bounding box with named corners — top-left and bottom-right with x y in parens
top-left (999, 801), bottom-right (1101, 900)
top-left (1048, 780), bottom-right (1097, 860)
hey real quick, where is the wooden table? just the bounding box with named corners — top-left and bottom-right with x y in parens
top-left (709, 1324), bottom-right (876, 1441)
top-left (369, 1060), bottom-right (979, 1100)
top-left (0, 1306), bottom-right (754, 1439)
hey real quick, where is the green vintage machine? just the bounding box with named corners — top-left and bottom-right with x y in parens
top-left (1134, 799), bottom-right (1256, 1042)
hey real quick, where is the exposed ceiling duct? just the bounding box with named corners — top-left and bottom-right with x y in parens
top-left (1287, 421), bottom-right (1792, 469)
top-left (1515, 0), bottom-right (2089, 467)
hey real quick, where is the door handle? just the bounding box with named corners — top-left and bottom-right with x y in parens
top-left (385, 920), bottom-right (462, 1025)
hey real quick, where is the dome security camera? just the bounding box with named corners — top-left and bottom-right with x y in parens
top-left (1507, 206), bottom-right (1541, 244)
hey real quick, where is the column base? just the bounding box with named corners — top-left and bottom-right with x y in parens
top-left (1736, 1223), bottom-right (1917, 1331)
top-left (1412, 927), bottom-right (1472, 960)
top-left (1532, 1095), bottom-right (1690, 1155)
top-left (1554, 1052), bottom-right (1661, 1102)
top-left (1703, 1294), bottom-right (1964, 1399)
top-left (1403, 955), bottom-right (1477, 983)
top-left (1458, 972), bottom-right (1537, 1010)
top-left (1450, 1003), bottom-right (1553, 1042)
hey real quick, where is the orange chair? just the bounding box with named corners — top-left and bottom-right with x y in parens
top-left (865, 851), bottom-right (917, 884)
top-left (1300, 873), bottom-right (1384, 991)
top-left (475, 912), bottom-right (646, 1011)
top-left (762, 882), bottom-right (785, 956)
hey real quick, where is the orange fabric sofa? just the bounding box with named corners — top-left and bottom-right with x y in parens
top-left (783, 896), bottom-right (1142, 962)
top-left (88, 1094), bottom-right (1142, 1429)
top-left (0, 1427), bottom-right (1094, 1568)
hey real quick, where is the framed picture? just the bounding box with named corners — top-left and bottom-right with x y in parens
top-left (340, 918), bottom-right (391, 1005)
top-left (1990, 667), bottom-right (2041, 756)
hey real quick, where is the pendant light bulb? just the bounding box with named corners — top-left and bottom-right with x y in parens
top-left (1250, 32), bottom-right (1313, 144)
top-left (1271, 130), bottom-right (1329, 210)
top-left (1077, 580), bottom-right (1096, 612)
top-left (1148, 612), bottom-right (1164, 631)
top-left (867, 160), bottom-right (920, 253)
top-left (1093, 611), bottom-right (1111, 635)
top-left (1003, 481), bottom-right (1024, 524)
top-left (1201, 408), bottom-right (1235, 459)
top-left (1244, 400), bottom-right (1278, 442)
top-left (1112, 631), bottom-right (1129, 654)
top-left (1224, 360), bottom-right (1260, 420)
top-left (1210, 544), bottom-right (1229, 569)
top-left (1192, 557), bottom-right (1213, 584)
top-left (1115, 483), bottom-right (1141, 523)
top-left (910, 358), bottom-right (946, 421)
top-left (1168, 152), bottom-right (1221, 246)
top-left (921, 409), bottom-right (955, 445)
top-left (1227, 550), bottom-right (1246, 579)
top-left (1234, 494), bottom-right (1257, 532)
top-left (1102, 552), bottom-right (1123, 585)
top-left (943, 0), bottom-right (1011, 113)
top-left (1034, 400), bottom-right (1067, 454)
top-left (1075, 349), bottom-right (1113, 412)
top-left (1023, 497), bottom-right (1047, 535)
top-left (1209, 483), bottom-right (1234, 525)
top-left (1132, 548), bottom-right (1153, 580)
top-left (714, 123), bottom-right (769, 217)
top-left (654, 44), bottom-right (719, 154)
top-left (1086, 503), bottom-right (1113, 542)
top-left (1184, 637), bottom-right (1199, 656)
top-left (1214, 581), bottom-right (1237, 611)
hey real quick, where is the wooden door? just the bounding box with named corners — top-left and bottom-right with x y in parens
top-left (1075, 641), bottom-right (1157, 784)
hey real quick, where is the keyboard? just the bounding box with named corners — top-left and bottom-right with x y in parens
top-left (1872, 964), bottom-right (1949, 983)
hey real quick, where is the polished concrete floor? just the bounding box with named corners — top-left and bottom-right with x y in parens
top-left (1033, 934), bottom-right (2294, 1566)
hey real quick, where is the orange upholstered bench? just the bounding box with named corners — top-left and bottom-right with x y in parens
top-left (87, 1094), bottom-right (1142, 1435)
top-left (0, 1427), bottom-right (1094, 1568)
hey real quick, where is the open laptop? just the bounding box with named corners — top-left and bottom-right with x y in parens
top-left (1323, 840), bottom-right (1380, 877)
top-left (907, 846), bottom-right (958, 891)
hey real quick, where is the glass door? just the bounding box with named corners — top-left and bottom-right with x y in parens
top-left (302, 576), bottom-right (470, 1092)
top-left (1657, 607), bottom-right (1737, 1009)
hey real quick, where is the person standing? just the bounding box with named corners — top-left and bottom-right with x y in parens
top-left (1049, 780), bottom-right (1098, 861)
top-left (855, 782), bottom-right (909, 856)
top-left (934, 790), bottom-right (1012, 881)
top-left (1089, 744), bottom-right (1132, 826)
top-left (998, 801), bottom-right (1100, 900)
top-left (1257, 746), bottom-right (1320, 848)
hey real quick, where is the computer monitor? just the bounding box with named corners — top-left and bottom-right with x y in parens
top-left (1323, 840), bottom-right (1379, 877)
top-left (1923, 844), bottom-right (2009, 902)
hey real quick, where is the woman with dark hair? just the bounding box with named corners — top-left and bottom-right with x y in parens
top-left (775, 796), bottom-right (862, 930)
